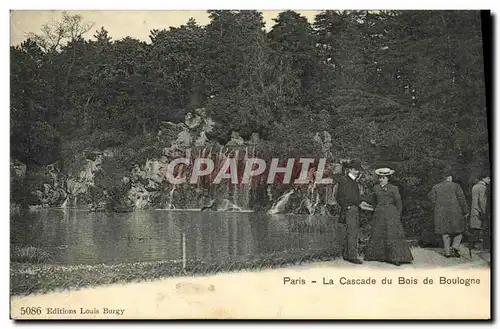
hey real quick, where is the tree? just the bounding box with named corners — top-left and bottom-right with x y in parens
top-left (11, 39), bottom-right (61, 166)
top-left (147, 18), bottom-right (205, 124)
top-left (268, 11), bottom-right (319, 105)
top-left (26, 11), bottom-right (94, 53)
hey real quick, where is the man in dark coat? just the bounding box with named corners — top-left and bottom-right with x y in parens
top-left (428, 171), bottom-right (469, 258)
top-left (334, 160), bottom-right (365, 264)
top-left (469, 171), bottom-right (490, 251)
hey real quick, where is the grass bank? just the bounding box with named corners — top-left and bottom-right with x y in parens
top-left (10, 248), bottom-right (341, 297)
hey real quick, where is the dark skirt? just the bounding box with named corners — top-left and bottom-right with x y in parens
top-left (364, 204), bottom-right (413, 263)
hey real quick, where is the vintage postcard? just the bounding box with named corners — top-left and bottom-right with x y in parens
top-left (9, 9), bottom-right (491, 320)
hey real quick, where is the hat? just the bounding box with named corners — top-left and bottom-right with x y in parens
top-left (441, 167), bottom-right (454, 178)
top-left (480, 169), bottom-right (490, 179)
top-left (374, 167), bottom-right (395, 176)
top-left (345, 160), bottom-right (363, 170)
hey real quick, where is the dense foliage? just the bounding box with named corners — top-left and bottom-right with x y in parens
top-left (11, 10), bottom-right (490, 236)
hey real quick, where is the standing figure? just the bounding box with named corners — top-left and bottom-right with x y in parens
top-left (469, 172), bottom-right (491, 251)
top-left (428, 171), bottom-right (469, 258)
top-left (335, 160), bottom-right (364, 264)
top-left (364, 168), bottom-right (413, 266)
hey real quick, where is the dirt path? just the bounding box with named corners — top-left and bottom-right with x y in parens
top-left (10, 247), bottom-right (490, 319)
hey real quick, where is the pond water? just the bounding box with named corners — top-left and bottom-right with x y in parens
top-left (10, 209), bottom-right (344, 265)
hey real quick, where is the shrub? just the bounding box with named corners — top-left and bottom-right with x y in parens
top-left (89, 129), bottom-right (128, 150)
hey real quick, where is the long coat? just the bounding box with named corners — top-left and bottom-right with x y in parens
top-left (364, 183), bottom-right (413, 263)
top-left (428, 181), bottom-right (469, 234)
top-left (470, 181), bottom-right (488, 229)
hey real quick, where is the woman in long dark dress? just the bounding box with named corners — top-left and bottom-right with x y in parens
top-left (363, 168), bottom-right (413, 266)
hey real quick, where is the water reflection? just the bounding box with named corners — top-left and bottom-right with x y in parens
top-left (11, 209), bottom-right (341, 265)
top-left (249, 213), bottom-right (270, 255)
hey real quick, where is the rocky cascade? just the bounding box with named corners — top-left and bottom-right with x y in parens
top-left (11, 108), bottom-right (377, 214)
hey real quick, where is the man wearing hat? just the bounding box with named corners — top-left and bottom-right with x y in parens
top-left (428, 170), bottom-right (469, 258)
top-left (335, 159), bottom-right (365, 264)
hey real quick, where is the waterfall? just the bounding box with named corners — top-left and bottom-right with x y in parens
top-left (232, 149), bottom-right (239, 205)
top-left (305, 183), bottom-right (320, 215)
top-left (219, 199), bottom-right (243, 212)
top-left (242, 146), bottom-right (251, 209)
top-left (268, 189), bottom-right (295, 214)
top-left (165, 185), bottom-right (177, 209)
top-left (61, 197), bottom-right (69, 209)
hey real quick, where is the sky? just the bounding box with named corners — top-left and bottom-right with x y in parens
top-left (10, 10), bottom-right (322, 46)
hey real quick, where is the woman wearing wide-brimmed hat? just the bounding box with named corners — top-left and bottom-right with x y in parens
top-left (363, 168), bottom-right (413, 266)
